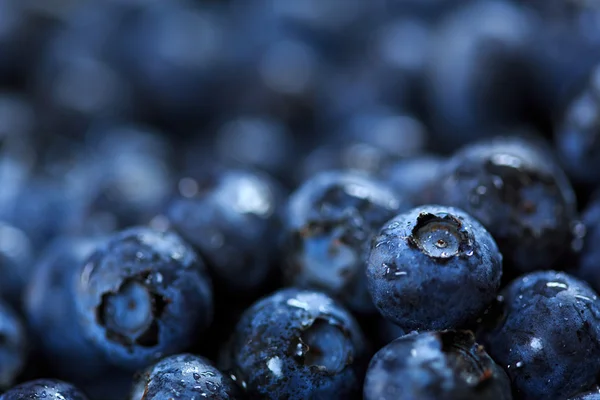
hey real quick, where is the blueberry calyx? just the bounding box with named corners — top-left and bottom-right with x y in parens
top-left (295, 318), bottom-right (354, 375)
top-left (409, 212), bottom-right (473, 261)
top-left (97, 274), bottom-right (168, 348)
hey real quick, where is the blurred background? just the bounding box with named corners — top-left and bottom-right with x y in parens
top-left (0, 0), bottom-right (599, 398)
top-left (1, 0), bottom-right (600, 278)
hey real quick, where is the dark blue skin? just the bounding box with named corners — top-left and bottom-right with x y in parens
top-left (0, 221), bottom-right (33, 308)
top-left (432, 136), bottom-right (578, 274)
top-left (166, 168), bottom-right (283, 294)
top-left (478, 271), bottom-right (600, 400)
top-left (73, 227), bottom-right (213, 371)
top-left (0, 379), bottom-right (89, 400)
top-left (24, 237), bottom-right (108, 381)
top-left (367, 205), bottom-right (503, 331)
top-left (0, 300), bottom-right (26, 390)
top-left (130, 353), bottom-right (241, 400)
top-left (364, 330), bottom-right (512, 400)
top-left (576, 194), bottom-right (600, 293)
top-left (220, 288), bottom-right (368, 400)
top-left (283, 171), bottom-right (410, 313)
top-left (374, 317), bottom-right (407, 348)
top-left (425, 1), bottom-right (538, 152)
top-left (555, 65), bottom-right (600, 185)
top-left (382, 155), bottom-right (445, 206)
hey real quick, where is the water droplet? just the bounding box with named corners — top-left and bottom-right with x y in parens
top-left (205, 381), bottom-right (218, 393)
top-left (546, 282), bottom-right (568, 290)
top-left (155, 272), bottom-right (163, 284)
top-left (492, 176), bottom-right (504, 189)
top-left (287, 298), bottom-right (310, 310)
top-left (267, 356), bottom-right (283, 378)
top-left (515, 361), bottom-right (523, 368)
top-left (530, 337), bottom-right (543, 351)
top-left (193, 373), bottom-right (200, 381)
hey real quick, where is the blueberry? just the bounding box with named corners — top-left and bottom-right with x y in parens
top-left (363, 330), bottom-right (511, 400)
top-left (24, 236), bottom-right (109, 380)
top-left (0, 221), bottom-right (33, 308)
top-left (367, 205), bottom-right (502, 331)
top-left (130, 353), bottom-right (241, 400)
top-left (425, 0), bottom-right (537, 151)
top-left (575, 194), bottom-right (600, 292)
top-left (73, 227), bottom-right (213, 370)
top-left (555, 65), bottom-right (600, 185)
top-left (478, 271), bottom-right (600, 400)
top-left (0, 300), bottom-right (26, 390)
top-left (166, 168), bottom-right (283, 294)
top-left (221, 288), bottom-right (367, 399)
top-left (432, 136), bottom-right (578, 273)
top-left (382, 155), bottom-right (445, 206)
top-left (0, 379), bottom-right (89, 400)
top-left (283, 171), bottom-right (410, 313)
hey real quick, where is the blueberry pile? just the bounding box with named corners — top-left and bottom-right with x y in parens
top-left (2, 1), bottom-right (600, 399)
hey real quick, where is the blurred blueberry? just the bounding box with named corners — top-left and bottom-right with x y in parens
top-left (555, 65), bottom-right (600, 185)
top-left (300, 108), bottom-right (427, 181)
top-left (382, 155), bottom-right (445, 206)
top-left (425, 0), bottom-right (538, 151)
top-left (24, 236), bottom-right (109, 381)
top-left (82, 121), bottom-right (174, 232)
top-left (214, 115), bottom-right (297, 185)
top-left (167, 168), bottom-right (283, 294)
top-left (116, 0), bottom-right (228, 125)
top-left (33, 1), bottom-right (134, 138)
top-left (283, 171), bottom-right (410, 313)
top-left (0, 221), bottom-right (33, 308)
top-left (0, 299), bottom-right (27, 390)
